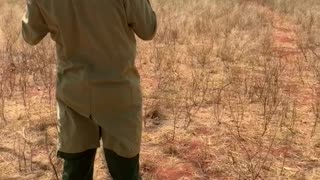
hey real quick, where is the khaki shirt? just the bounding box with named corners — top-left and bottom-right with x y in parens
top-left (22, 0), bottom-right (156, 157)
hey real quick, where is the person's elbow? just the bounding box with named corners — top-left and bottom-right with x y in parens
top-left (137, 27), bottom-right (156, 41)
top-left (135, 17), bottom-right (157, 41)
top-left (22, 23), bottom-right (47, 45)
top-left (22, 33), bottom-right (41, 45)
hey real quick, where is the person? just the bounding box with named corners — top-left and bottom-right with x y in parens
top-left (22, 0), bottom-right (157, 179)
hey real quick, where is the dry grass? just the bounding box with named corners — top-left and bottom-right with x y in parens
top-left (0, 0), bottom-right (320, 179)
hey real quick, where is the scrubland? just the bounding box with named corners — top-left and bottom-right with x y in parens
top-left (0, 0), bottom-right (320, 179)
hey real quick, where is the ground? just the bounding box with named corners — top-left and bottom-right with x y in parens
top-left (0, 0), bottom-right (320, 179)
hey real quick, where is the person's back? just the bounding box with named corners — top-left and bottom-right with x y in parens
top-left (23, 0), bottom-right (156, 116)
top-left (22, 0), bottom-right (156, 179)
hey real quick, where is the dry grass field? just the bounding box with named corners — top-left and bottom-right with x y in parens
top-left (0, 0), bottom-right (320, 179)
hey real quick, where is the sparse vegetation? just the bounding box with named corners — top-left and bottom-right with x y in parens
top-left (1, 0), bottom-right (320, 179)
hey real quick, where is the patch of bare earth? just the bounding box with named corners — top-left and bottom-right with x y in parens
top-left (268, 7), bottom-right (320, 179)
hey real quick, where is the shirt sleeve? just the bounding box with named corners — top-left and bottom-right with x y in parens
top-left (124, 0), bottom-right (157, 40)
top-left (22, 0), bottom-right (49, 45)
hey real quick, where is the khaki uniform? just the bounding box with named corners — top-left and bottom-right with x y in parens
top-left (22, 0), bottom-right (157, 158)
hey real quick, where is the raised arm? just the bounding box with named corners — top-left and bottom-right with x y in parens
top-left (124, 0), bottom-right (157, 40)
top-left (22, 0), bottom-right (49, 45)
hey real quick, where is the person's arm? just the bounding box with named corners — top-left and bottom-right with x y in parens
top-left (124, 0), bottom-right (157, 40)
top-left (22, 0), bottom-right (49, 45)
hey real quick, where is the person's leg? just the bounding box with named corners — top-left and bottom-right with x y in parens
top-left (56, 100), bottom-right (100, 180)
top-left (104, 148), bottom-right (141, 180)
top-left (58, 149), bottom-right (97, 180)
